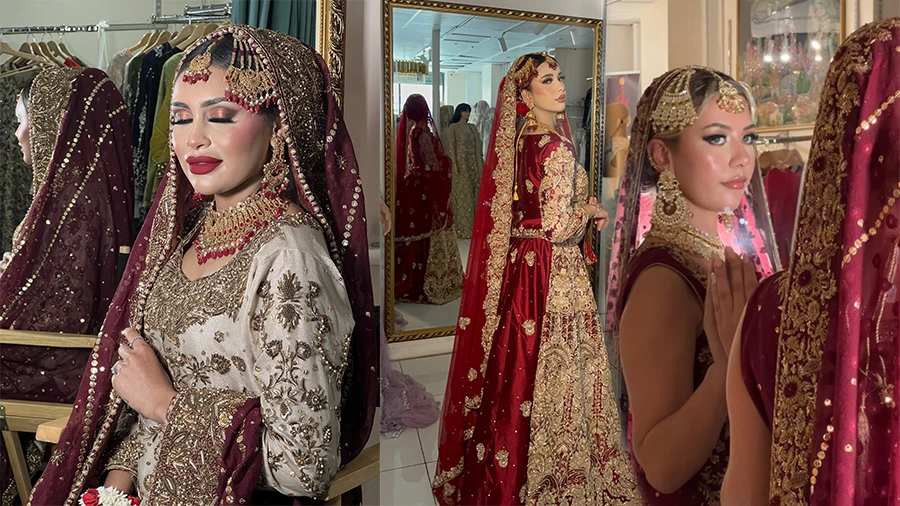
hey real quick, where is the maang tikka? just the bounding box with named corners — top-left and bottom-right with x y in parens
top-left (183, 33), bottom-right (279, 114)
top-left (650, 68), bottom-right (748, 136)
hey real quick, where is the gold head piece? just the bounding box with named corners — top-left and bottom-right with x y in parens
top-left (223, 31), bottom-right (278, 113)
top-left (650, 68), bottom-right (747, 135)
top-left (510, 52), bottom-right (558, 90)
top-left (650, 68), bottom-right (697, 135)
top-left (183, 38), bottom-right (216, 84)
top-left (713, 73), bottom-right (747, 114)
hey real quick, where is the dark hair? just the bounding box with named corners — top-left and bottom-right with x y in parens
top-left (450, 103), bottom-right (471, 125)
top-left (177, 34), bottom-right (278, 122)
top-left (403, 94), bottom-right (430, 122)
top-left (20, 78), bottom-right (34, 112)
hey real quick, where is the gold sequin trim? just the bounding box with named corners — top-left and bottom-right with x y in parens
top-left (855, 88), bottom-right (899, 134)
top-left (843, 185), bottom-right (900, 264)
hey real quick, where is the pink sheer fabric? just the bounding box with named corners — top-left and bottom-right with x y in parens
top-left (741, 18), bottom-right (900, 505)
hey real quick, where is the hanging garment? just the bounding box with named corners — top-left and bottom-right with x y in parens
top-left (0, 63), bottom-right (37, 252)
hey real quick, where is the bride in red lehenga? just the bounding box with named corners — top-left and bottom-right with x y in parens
top-left (432, 52), bottom-right (642, 505)
top-left (394, 94), bottom-right (464, 305)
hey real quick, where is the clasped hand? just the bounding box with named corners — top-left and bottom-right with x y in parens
top-left (111, 327), bottom-right (177, 424)
top-left (703, 247), bottom-right (759, 366)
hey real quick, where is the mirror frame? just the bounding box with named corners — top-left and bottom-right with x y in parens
top-left (317, 0), bottom-right (347, 107)
top-left (383, 0), bottom-right (605, 342)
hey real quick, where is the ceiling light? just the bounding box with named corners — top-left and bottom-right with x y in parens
top-left (498, 36), bottom-right (507, 52)
top-left (763, 54), bottom-right (773, 63)
top-left (780, 53), bottom-right (790, 62)
top-left (570, 29), bottom-right (579, 45)
top-left (810, 40), bottom-right (821, 50)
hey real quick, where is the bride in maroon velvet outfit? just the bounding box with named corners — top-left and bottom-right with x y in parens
top-left (1, 67), bottom-right (134, 503)
top-left (723, 18), bottom-right (900, 505)
top-left (605, 66), bottom-right (779, 505)
top-left (432, 52), bottom-right (640, 505)
top-left (394, 94), bottom-right (463, 305)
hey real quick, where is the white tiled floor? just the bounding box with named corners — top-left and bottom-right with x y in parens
top-left (379, 353), bottom-right (452, 506)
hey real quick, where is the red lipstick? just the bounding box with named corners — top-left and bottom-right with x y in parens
top-left (186, 156), bottom-right (222, 175)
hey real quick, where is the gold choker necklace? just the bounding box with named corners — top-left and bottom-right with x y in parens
top-left (195, 192), bottom-right (287, 264)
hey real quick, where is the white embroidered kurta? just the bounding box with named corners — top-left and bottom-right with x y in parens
top-left (105, 212), bottom-right (353, 503)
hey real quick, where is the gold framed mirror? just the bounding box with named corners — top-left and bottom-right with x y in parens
top-left (383, 0), bottom-right (604, 343)
top-left (317, 0), bottom-right (347, 107)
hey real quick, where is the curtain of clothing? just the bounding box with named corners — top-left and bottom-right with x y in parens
top-left (231, 0), bottom-right (317, 46)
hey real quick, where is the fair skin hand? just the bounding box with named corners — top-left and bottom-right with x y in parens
top-left (14, 97), bottom-right (32, 165)
top-left (170, 65), bottom-right (301, 280)
top-left (706, 247), bottom-right (759, 363)
top-left (720, 310), bottom-right (771, 506)
top-left (112, 328), bottom-right (177, 424)
top-left (619, 92), bottom-right (757, 493)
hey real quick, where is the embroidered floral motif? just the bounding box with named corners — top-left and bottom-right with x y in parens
top-left (525, 251), bottom-right (536, 267)
top-left (496, 449), bottom-right (509, 468)
top-left (468, 368), bottom-right (478, 381)
top-left (520, 401), bottom-right (532, 417)
top-left (523, 319), bottom-right (536, 336)
top-left (458, 317), bottom-right (471, 330)
top-left (476, 443), bottom-right (486, 461)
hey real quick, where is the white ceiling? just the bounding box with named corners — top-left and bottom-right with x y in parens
top-left (391, 7), bottom-right (596, 73)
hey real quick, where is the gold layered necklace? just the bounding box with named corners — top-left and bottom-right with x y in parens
top-left (194, 191), bottom-right (288, 264)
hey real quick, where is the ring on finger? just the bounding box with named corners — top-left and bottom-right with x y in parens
top-left (127, 335), bottom-right (145, 349)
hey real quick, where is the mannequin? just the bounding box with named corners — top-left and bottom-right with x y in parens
top-left (604, 102), bottom-right (630, 184)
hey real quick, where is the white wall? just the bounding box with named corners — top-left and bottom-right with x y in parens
top-left (638, 0), bottom-right (668, 91)
top-left (0, 0), bottom-right (188, 68)
top-left (445, 72), bottom-right (468, 106)
top-left (481, 63), bottom-right (505, 105)
top-left (605, 24), bottom-right (636, 73)
top-left (465, 71), bottom-right (483, 104)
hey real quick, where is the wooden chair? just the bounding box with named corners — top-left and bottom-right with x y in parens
top-left (0, 328), bottom-right (97, 504)
top-left (35, 415), bottom-right (379, 505)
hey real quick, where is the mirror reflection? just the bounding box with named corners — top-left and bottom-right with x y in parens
top-left (390, 6), bottom-right (597, 336)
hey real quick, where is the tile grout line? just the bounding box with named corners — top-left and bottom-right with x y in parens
top-left (380, 461), bottom-right (431, 474)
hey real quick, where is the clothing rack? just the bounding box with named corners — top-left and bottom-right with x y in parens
top-left (755, 134), bottom-right (813, 146)
top-left (0, 3), bottom-right (231, 36)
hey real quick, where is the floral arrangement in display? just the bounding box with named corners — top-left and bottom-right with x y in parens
top-left (78, 487), bottom-right (141, 506)
top-left (737, 0), bottom-right (841, 129)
